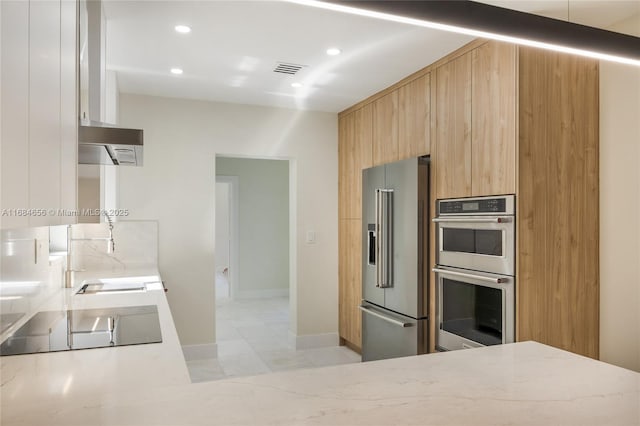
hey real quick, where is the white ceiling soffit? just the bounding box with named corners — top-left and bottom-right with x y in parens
top-left (104, 0), bottom-right (473, 112)
top-left (104, 1), bottom-right (639, 113)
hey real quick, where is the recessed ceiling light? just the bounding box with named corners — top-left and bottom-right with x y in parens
top-left (326, 48), bottom-right (342, 56)
top-left (170, 68), bottom-right (183, 75)
top-left (291, 82), bottom-right (303, 88)
top-left (174, 25), bottom-right (191, 34)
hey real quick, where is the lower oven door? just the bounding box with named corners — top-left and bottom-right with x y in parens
top-left (433, 266), bottom-right (514, 351)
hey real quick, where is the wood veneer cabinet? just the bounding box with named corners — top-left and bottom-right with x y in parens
top-left (434, 53), bottom-right (472, 199)
top-left (435, 42), bottom-right (599, 358)
top-left (434, 41), bottom-right (517, 199)
top-left (338, 219), bottom-right (362, 349)
top-left (372, 91), bottom-right (399, 166)
top-left (338, 39), bottom-right (598, 358)
top-left (517, 47), bottom-right (599, 359)
top-left (399, 73), bottom-right (431, 159)
top-left (338, 112), bottom-right (358, 220)
top-left (471, 41), bottom-right (517, 196)
top-left (337, 105), bottom-right (372, 349)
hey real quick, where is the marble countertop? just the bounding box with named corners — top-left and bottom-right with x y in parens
top-left (2, 269), bottom-right (639, 425)
top-left (0, 269), bottom-right (191, 406)
top-left (2, 339), bottom-right (639, 425)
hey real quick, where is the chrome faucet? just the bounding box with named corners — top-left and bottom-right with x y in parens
top-left (64, 225), bottom-right (80, 288)
top-left (64, 212), bottom-right (116, 288)
top-left (104, 212), bottom-right (115, 254)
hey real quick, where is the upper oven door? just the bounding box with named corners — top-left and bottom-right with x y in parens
top-left (434, 216), bottom-right (514, 276)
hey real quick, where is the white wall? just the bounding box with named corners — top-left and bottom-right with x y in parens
top-left (117, 94), bottom-right (338, 346)
top-left (599, 13), bottom-right (640, 372)
top-left (216, 157), bottom-right (289, 297)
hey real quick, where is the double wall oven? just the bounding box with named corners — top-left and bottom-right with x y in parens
top-left (433, 195), bottom-right (515, 351)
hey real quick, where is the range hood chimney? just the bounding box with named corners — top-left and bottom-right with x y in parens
top-left (78, 0), bottom-right (143, 166)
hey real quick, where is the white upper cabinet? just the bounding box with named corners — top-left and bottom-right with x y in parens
top-left (0, 0), bottom-right (78, 229)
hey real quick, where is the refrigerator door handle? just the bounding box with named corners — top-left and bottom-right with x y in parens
top-left (376, 189), bottom-right (394, 288)
top-left (359, 305), bottom-right (413, 328)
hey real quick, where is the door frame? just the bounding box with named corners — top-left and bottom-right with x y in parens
top-left (215, 175), bottom-right (239, 300)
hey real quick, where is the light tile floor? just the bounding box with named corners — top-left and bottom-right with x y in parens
top-left (186, 296), bottom-right (361, 383)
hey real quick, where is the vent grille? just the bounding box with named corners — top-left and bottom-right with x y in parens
top-left (273, 62), bottom-right (306, 75)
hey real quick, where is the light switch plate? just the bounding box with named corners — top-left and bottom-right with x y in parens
top-left (305, 231), bottom-right (316, 244)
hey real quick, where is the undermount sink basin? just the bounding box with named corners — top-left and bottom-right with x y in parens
top-left (77, 282), bottom-right (147, 295)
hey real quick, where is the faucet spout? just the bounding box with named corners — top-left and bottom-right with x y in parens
top-left (104, 212), bottom-right (115, 253)
top-left (65, 225), bottom-right (75, 288)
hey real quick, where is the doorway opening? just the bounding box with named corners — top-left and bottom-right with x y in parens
top-left (215, 177), bottom-right (237, 302)
top-left (213, 156), bottom-right (292, 378)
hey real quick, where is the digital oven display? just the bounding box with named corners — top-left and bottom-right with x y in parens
top-left (462, 202), bottom-right (479, 211)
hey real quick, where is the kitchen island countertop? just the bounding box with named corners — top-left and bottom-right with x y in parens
top-left (2, 336), bottom-right (639, 425)
top-left (0, 268), bottom-right (191, 407)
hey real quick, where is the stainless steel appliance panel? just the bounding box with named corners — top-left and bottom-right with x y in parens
top-left (360, 302), bottom-right (427, 362)
top-left (435, 217), bottom-right (514, 275)
top-left (362, 165), bottom-right (385, 308)
top-left (434, 195), bottom-right (515, 276)
top-left (434, 266), bottom-right (514, 351)
top-left (361, 157), bottom-right (430, 362)
top-left (382, 158), bottom-right (426, 319)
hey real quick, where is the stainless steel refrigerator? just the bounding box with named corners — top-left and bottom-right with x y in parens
top-left (360, 156), bottom-right (430, 362)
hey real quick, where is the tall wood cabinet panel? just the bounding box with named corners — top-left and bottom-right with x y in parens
top-left (338, 104), bottom-right (373, 349)
top-left (372, 91), bottom-right (399, 166)
top-left (338, 219), bottom-right (362, 350)
top-left (338, 104), bottom-right (373, 222)
top-left (338, 112), bottom-right (359, 220)
top-left (355, 103), bottom-right (373, 171)
top-left (435, 53), bottom-right (472, 199)
top-left (517, 47), bottom-right (599, 359)
top-left (399, 73), bottom-right (431, 159)
top-left (471, 42), bottom-right (517, 196)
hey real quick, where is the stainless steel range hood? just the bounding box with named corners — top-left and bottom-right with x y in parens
top-left (78, 0), bottom-right (144, 167)
top-left (78, 120), bottom-right (143, 166)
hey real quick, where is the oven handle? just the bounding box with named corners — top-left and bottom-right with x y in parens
top-left (432, 217), bottom-right (512, 223)
top-left (359, 305), bottom-right (413, 328)
top-left (432, 267), bottom-right (511, 284)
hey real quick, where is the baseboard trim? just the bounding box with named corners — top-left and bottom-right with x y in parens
top-left (235, 288), bottom-right (289, 299)
top-left (291, 332), bottom-right (340, 350)
top-left (182, 343), bottom-right (218, 361)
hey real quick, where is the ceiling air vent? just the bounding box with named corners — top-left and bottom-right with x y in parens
top-left (273, 62), bottom-right (306, 75)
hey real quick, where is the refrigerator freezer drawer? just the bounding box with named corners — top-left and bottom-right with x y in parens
top-left (360, 303), bottom-right (428, 362)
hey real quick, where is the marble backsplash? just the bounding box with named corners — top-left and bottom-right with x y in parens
top-left (0, 226), bottom-right (63, 338)
top-left (67, 221), bottom-right (159, 272)
top-left (0, 221), bottom-right (159, 341)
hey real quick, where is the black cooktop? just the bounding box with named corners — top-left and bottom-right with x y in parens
top-left (0, 305), bottom-right (162, 356)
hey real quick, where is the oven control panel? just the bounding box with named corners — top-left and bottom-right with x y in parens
top-left (438, 195), bottom-right (515, 216)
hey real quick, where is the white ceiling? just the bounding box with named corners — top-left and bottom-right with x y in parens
top-left (104, 0), bottom-right (640, 113)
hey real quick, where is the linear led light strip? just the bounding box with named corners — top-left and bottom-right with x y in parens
top-left (287, 0), bottom-right (640, 67)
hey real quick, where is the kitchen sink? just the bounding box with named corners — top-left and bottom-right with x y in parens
top-left (76, 281), bottom-right (147, 295)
